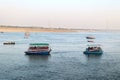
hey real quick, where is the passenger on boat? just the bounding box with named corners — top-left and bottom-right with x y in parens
top-left (88, 47), bottom-right (99, 52)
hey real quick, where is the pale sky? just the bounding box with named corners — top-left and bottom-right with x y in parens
top-left (0, 0), bottom-right (120, 29)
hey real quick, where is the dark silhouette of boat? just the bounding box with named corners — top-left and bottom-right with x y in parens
top-left (84, 35), bottom-right (103, 55)
top-left (84, 44), bottom-right (103, 55)
top-left (3, 41), bottom-right (15, 45)
top-left (86, 36), bottom-right (95, 39)
top-left (87, 40), bottom-right (94, 42)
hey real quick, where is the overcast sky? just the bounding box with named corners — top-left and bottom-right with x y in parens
top-left (0, 0), bottom-right (120, 29)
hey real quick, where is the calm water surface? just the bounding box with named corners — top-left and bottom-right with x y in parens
top-left (0, 32), bottom-right (120, 80)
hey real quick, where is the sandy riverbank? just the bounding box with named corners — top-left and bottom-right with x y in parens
top-left (0, 26), bottom-right (115, 33)
top-left (0, 26), bottom-right (76, 32)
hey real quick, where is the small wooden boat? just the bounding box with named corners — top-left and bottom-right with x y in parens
top-left (84, 44), bottom-right (103, 55)
top-left (87, 40), bottom-right (94, 42)
top-left (86, 36), bottom-right (95, 39)
top-left (25, 43), bottom-right (51, 55)
top-left (3, 41), bottom-right (15, 45)
top-left (24, 32), bottom-right (30, 39)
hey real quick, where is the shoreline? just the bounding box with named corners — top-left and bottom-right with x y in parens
top-left (0, 26), bottom-right (119, 33)
top-left (0, 26), bottom-right (76, 32)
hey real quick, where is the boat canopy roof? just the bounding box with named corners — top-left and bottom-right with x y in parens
top-left (30, 43), bottom-right (49, 47)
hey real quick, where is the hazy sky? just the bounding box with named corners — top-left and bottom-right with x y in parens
top-left (0, 0), bottom-right (120, 29)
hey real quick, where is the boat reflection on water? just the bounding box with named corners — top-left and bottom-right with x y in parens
top-left (84, 54), bottom-right (102, 60)
top-left (25, 55), bottom-right (51, 61)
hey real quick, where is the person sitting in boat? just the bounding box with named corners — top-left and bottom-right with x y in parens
top-left (94, 47), bottom-right (98, 51)
top-left (28, 46), bottom-right (37, 51)
top-left (88, 47), bottom-right (94, 52)
top-left (33, 46), bottom-right (37, 49)
top-left (88, 47), bottom-right (99, 52)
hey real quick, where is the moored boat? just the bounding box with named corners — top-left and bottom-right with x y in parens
top-left (84, 44), bottom-right (103, 55)
top-left (87, 40), bottom-right (94, 42)
top-left (3, 41), bottom-right (15, 45)
top-left (25, 43), bottom-right (51, 55)
top-left (86, 36), bottom-right (95, 39)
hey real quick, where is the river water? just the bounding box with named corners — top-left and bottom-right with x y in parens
top-left (0, 32), bottom-right (120, 80)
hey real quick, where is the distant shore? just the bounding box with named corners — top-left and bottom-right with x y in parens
top-left (0, 26), bottom-right (119, 32)
top-left (0, 26), bottom-right (76, 32)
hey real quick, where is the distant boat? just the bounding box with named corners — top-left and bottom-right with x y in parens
top-left (3, 41), bottom-right (15, 45)
top-left (25, 43), bottom-right (51, 55)
top-left (86, 36), bottom-right (95, 39)
top-left (87, 40), bottom-right (94, 42)
top-left (0, 32), bottom-right (4, 33)
top-left (83, 44), bottom-right (103, 55)
top-left (24, 32), bottom-right (30, 38)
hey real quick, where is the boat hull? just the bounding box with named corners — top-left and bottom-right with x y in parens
top-left (25, 51), bottom-right (50, 55)
top-left (83, 49), bottom-right (103, 55)
top-left (86, 37), bottom-right (95, 39)
top-left (84, 51), bottom-right (103, 55)
top-left (3, 42), bottom-right (15, 45)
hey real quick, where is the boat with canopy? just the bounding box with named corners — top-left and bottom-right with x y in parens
top-left (25, 43), bottom-right (51, 55)
top-left (84, 36), bottom-right (103, 55)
